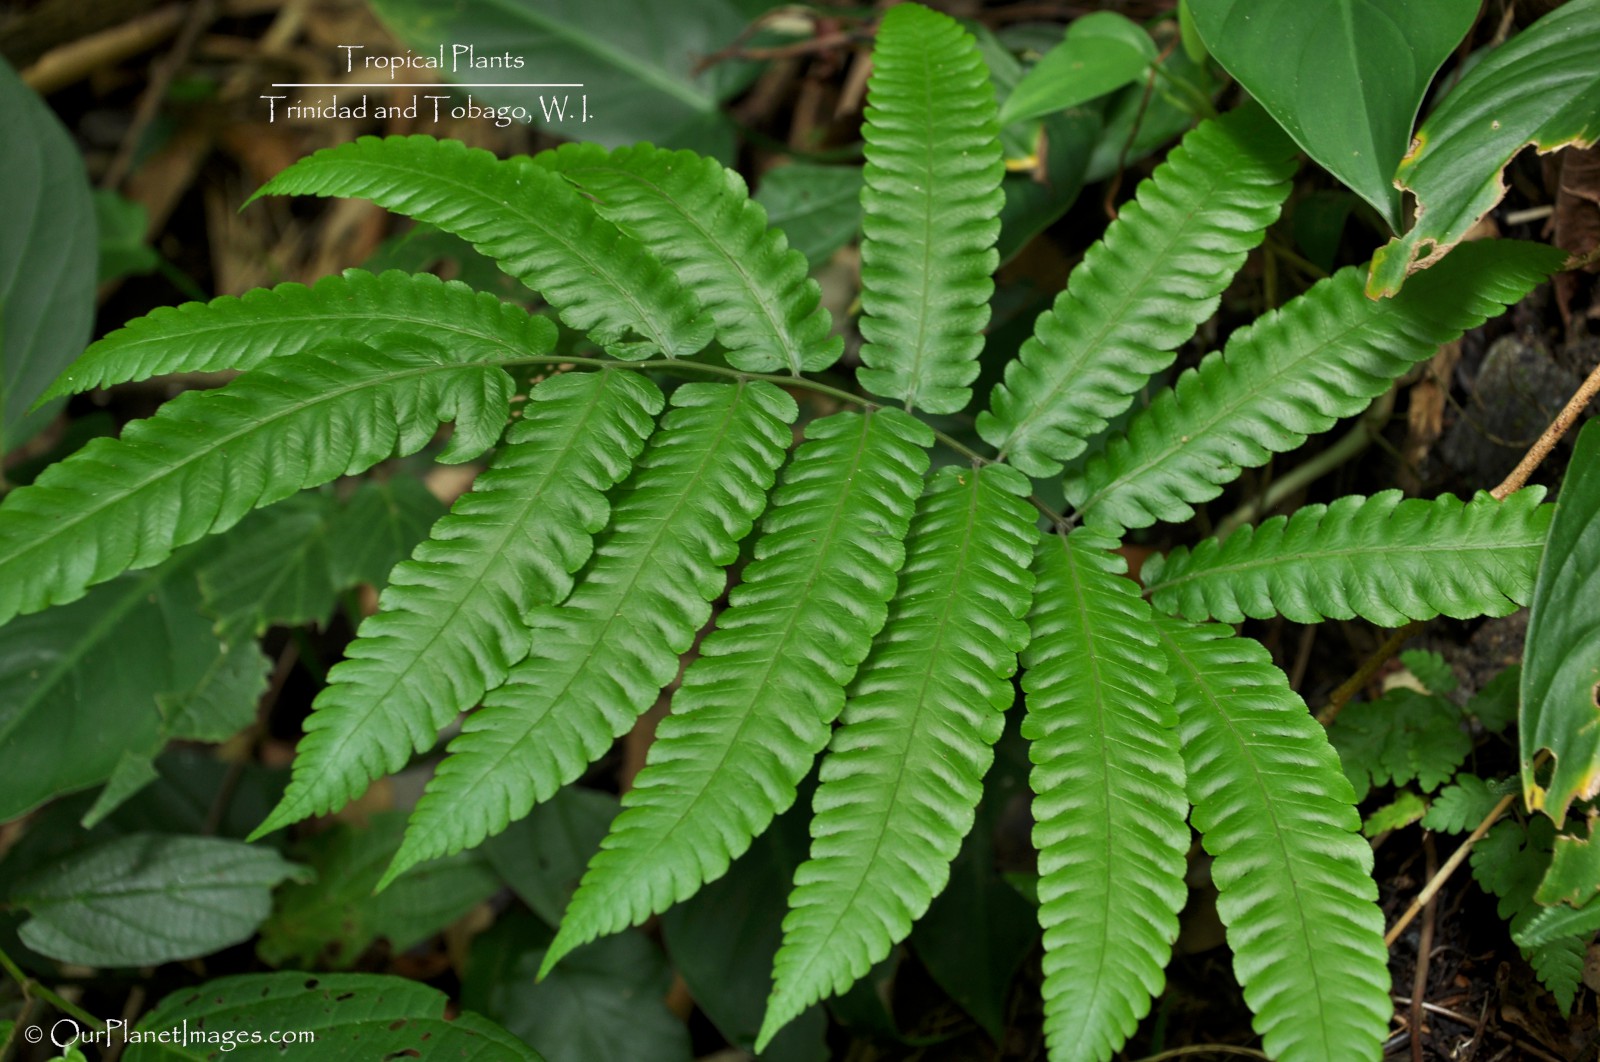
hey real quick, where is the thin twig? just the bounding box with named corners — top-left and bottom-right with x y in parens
top-left (0, 944), bottom-right (106, 1031)
top-left (1385, 790), bottom-right (1518, 947)
top-left (1490, 356), bottom-right (1600, 499)
top-left (1391, 996), bottom-right (1567, 1062)
top-left (1409, 835), bottom-right (1438, 1062)
top-left (102, 0), bottom-right (215, 189)
top-left (1317, 621), bottom-right (1421, 724)
top-left (1129, 1045), bottom-right (1271, 1062)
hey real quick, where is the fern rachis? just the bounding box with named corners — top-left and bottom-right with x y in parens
top-left (0, 5), bottom-right (1571, 1060)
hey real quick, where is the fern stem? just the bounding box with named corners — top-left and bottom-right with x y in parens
top-left (506, 355), bottom-right (1073, 528)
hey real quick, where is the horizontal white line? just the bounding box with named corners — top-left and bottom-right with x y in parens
top-left (269, 83), bottom-right (583, 88)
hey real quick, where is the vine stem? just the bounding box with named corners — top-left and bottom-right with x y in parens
top-left (0, 943), bottom-right (106, 1031)
top-left (515, 355), bottom-right (1072, 528)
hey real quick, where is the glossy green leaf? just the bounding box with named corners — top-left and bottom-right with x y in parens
top-left (387, 381), bottom-right (795, 877)
top-left (258, 812), bottom-right (499, 968)
top-left (127, 972), bottom-right (543, 1061)
top-left (1143, 489), bottom-right (1552, 627)
top-left (257, 370), bottom-right (659, 838)
top-left (762, 464), bottom-right (1036, 1046)
top-left (857, 3), bottom-right (1004, 415)
top-left (1522, 418), bottom-right (1600, 826)
top-left (755, 163), bottom-right (864, 268)
top-left (255, 137), bottom-right (714, 359)
top-left (980, 106), bottom-right (1297, 477)
top-left (544, 408), bottom-right (930, 974)
top-left (1024, 528), bottom-right (1187, 1062)
top-left (0, 338), bottom-right (517, 626)
top-left (1189, 0), bottom-right (1477, 229)
top-left (0, 56), bottom-right (95, 453)
top-left (369, 0), bottom-right (755, 160)
top-left (538, 142), bottom-right (840, 373)
top-left (8, 835), bottom-right (308, 967)
top-left (44, 270), bottom-right (554, 402)
top-left (1154, 617), bottom-right (1389, 1062)
top-left (1369, 0), bottom-right (1600, 296)
top-left (1069, 241), bottom-right (1564, 530)
top-left (998, 12), bottom-right (1155, 126)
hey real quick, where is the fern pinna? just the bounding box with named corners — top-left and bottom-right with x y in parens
top-left (0, 4), bottom-right (1566, 1060)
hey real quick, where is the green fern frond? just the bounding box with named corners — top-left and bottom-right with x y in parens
top-left (541, 408), bottom-right (932, 975)
top-left (537, 143), bottom-right (841, 374)
top-left (759, 463), bottom-right (1035, 1047)
top-left (1153, 616), bottom-right (1389, 1062)
top-left (384, 380), bottom-right (798, 881)
top-left (254, 370), bottom-right (662, 839)
top-left (1024, 528), bottom-right (1188, 1062)
top-left (39, 270), bottom-right (554, 402)
top-left (978, 106), bottom-right (1297, 477)
top-left (1068, 240), bottom-right (1565, 530)
top-left (253, 136), bottom-right (714, 359)
top-left (1143, 488), bottom-right (1552, 626)
top-left (855, 3), bottom-right (1004, 415)
top-left (0, 338), bottom-right (515, 626)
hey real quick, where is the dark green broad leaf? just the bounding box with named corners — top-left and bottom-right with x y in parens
top-left (367, 0), bottom-right (760, 161)
top-left (0, 56), bottom-right (96, 454)
top-left (485, 785), bottom-right (618, 927)
top-left (0, 547), bottom-right (264, 822)
top-left (1523, 419), bottom-right (1600, 826)
top-left (199, 482), bottom-right (442, 641)
top-left (1082, 43), bottom-right (1217, 185)
top-left (126, 972), bottom-right (543, 1061)
top-left (976, 23), bottom-right (1100, 263)
top-left (755, 163), bottom-right (864, 268)
top-left (909, 721), bottom-right (1037, 1040)
top-left (257, 811), bottom-right (499, 967)
top-left (998, 12), bottom-right (1155, 126)
top-left (7, 834), bottom-right (308, 966)
top-left (1188, 0), bottom-right (1478, 229)
top-left (465, 911), bottom-right (690, 1062)
top-left (659, 798), bottom-right (828, 1062)
top-left (93, 190), bottom-right (159, 284)
top-left (1369, 0), bottom-right (1600, 296)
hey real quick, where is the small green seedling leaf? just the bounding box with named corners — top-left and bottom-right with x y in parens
top-left (1522, 419), bottom-right (1600, 825)
top-left (1363, 791), bottom-right (1428, 837)
top-left (1535, 819), bottom-right (1600, 909)
top-left (1188, 0), bottom-right (1477, 229)
top-left (1368, 0), bottom-right (1600, 296)
top-left (1399, 649), bottom-right (1457, 694)
top-left (1330, 688), bottom-right (1471, 801)
top-left (1422, 775), bottom-right (1501, 834)
top-left (997, 12), bottom-right (1156, 126)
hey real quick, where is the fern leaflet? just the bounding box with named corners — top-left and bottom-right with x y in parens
top-left (1024, 528), bottom-right (1188, 1062)
top-left (1153, 616), bottom-right (1389, 1062)
top-left (978, 106), bottom-right (1297, 477)
top-left (1143, 488), bottom-right (1552, 626)
top-left (1068, 240), bottom-right (1565, 529)
top-left (537, 143), bottom-right (840, 374)
top-left (254, 136), bottom-right (714, 359)
top-left (40, 270), bottom-right (554, 401)
top-left (541, 409), bottom-right (931, 973)
top-left (856, 3), bottom-right (1004, 415)
top-left (254, 370), bottom-right (662, 837)
top-left (759, 463), bottom-right (1036, 1046)
top-left (384, 381), bottom-right (798, 881)
top-left (0, 338), bottom-right (514, 626)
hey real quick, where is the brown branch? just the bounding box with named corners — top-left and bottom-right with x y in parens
top-left (1490, 355), bottom-right (1600, 499)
